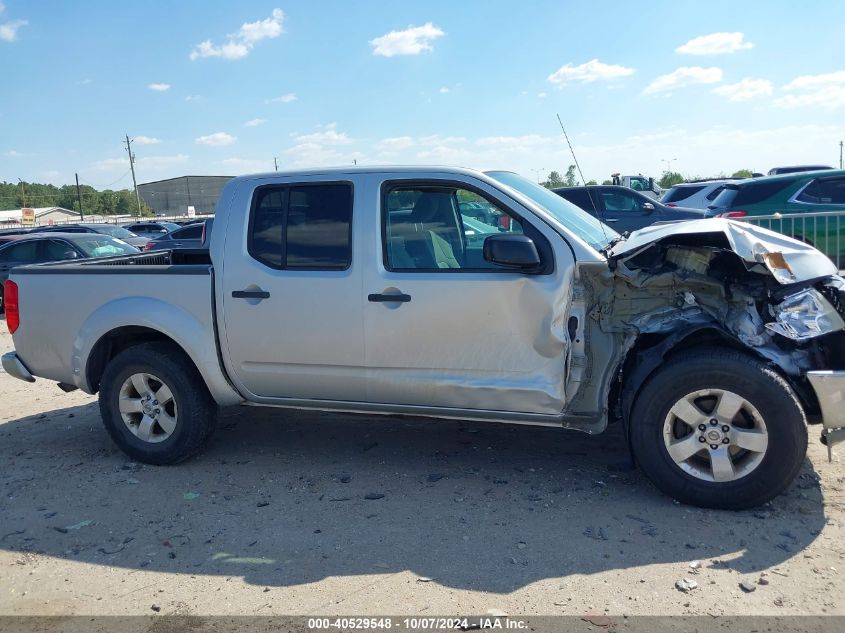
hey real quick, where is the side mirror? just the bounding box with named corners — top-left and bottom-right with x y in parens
top-left (642, 202), bottom-right (656, 213)
top-left (648, 177), bottom-right (655, 191)
top-left (62, 250), bottom-right (79, 260)
top-left (483, 234), bottom-right (540, 269)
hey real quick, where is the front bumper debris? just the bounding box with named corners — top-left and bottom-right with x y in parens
top-left (807, 370), bottom-right (845, 461)
top-left (1, 351), bottom-right (35, 383)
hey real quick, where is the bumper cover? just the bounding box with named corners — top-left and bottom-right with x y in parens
top-left (1, 351), bottom-right (35, 383)
top-left (807, 370), bottom-right (845, 460)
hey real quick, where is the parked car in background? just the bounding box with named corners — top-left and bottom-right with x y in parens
top-left (33, 223), bottom-right (149, 249)
top-left (143, 222), bottom-right (206, 251)
top-left (553, 185), bottom-right (710, 233)
top-left (122, 221), bottom-right (180, 237)
top-left (0, 233), bottom-right (139, 311)
top-left (660, 179), bottom-right (741, 210)
top-left (708, 170), bottom-right (845, 218)
top-left (768, 165), bottom-right (834, 176)
top-left (707, 170), bottom-right (845, 262)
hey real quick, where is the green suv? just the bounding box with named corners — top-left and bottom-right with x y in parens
top-left (708, 170), bottom-right (845, 266)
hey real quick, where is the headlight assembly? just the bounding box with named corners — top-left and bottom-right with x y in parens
top-left (766, 288), bottom-right (845, 340)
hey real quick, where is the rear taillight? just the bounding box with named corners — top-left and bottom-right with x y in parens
top-left (717, 210), bottom-right (748, 218)
top-left (143, 242), bottom-right (154, 251)
top-left (4, 280), bottom-right (19, 334)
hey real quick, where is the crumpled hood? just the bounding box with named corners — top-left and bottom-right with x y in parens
top-left (608, 218), bottom-right (838, 284)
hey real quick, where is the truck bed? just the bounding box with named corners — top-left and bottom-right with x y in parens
top-left (15, 248), bottom-right (212, 272)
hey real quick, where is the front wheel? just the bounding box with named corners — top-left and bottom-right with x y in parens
top-left (630, 350), bottom-right (807, 510)
top-left (98, 342), bottom-right (217, 464)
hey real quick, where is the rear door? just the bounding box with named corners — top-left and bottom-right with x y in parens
top-left (220, 178), bottom-right (365, 402)
top-left (362, 175), bottom-right (573, 416)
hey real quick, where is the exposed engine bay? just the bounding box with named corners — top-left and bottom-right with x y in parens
top-left (565, 220), bottom-right (845, 435)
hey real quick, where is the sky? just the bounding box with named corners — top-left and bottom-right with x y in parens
top-left (1, 0), bottom-right (844, 196)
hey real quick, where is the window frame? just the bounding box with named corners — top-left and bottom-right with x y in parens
top-left (380, 179), bottom-right (554, 275)
top-left (247, 180), bottom-right (354, 272)
top-left (792, 177), bottom-right (845, 206)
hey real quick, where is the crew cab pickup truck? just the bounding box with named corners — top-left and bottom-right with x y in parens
top-left (4, 166), bottom-right (845, 510)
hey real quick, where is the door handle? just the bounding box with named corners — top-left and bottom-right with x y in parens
top-left (368, 293), bottom-right (411, 303)
top-left (604, 218), bottom-right (619, 223)
top-left (232, 289), bottom-right (270, 299)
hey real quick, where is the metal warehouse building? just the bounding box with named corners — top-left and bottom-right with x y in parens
top-left (137, 176), bottom-right (232, 216)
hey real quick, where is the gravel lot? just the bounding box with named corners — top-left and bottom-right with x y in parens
top-left (1, 319), bottom-right (843, 617)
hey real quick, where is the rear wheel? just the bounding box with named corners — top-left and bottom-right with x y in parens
top-left (98, 342), bottom-right (217, 464)
top-left (630, 350), bottom-right (807, 510)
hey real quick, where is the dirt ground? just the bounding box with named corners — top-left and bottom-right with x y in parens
top-left (1, 319), bottom-right (844, 618)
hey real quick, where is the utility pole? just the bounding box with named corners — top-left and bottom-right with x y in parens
top-left (17, 178), bottom-right (26, 207)
top-left (661, 157), bottom-right (677, 174)
top-left (274, 157), bottom-right (279, 171)
top-left (840, 140), bottom-right (843, 169)
top-left (124, 134), bottom-right (143, 217)
top-left (530, 168), bottom-right (545, 183)
top-left (75, 173), bottom-right (85, 220)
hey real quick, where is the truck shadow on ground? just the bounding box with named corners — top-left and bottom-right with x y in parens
top-left (0, 401), bottom-right (826, 593)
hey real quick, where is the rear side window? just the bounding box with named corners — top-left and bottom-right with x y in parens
top-left (173, 225), bottom-right (203, 239)
top-left (555, 189), bottom-right (597, 212)
top-left (663, 185), bottom-right (705, 203)
top-left (796, 177), bottom-right (845, 204)
top-left (733, 180), bottom-right (793, 206)
top-left (249, 183), bottom-right (353, 270)
top-left (0, 241), bottom-right (39, 262)
top-left (705, 185), bottom-right (727, 201)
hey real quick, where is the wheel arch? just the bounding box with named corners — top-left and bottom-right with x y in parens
top-left (76, 297), bottom-right (242, 407)
top-left (614, 325), bottom-right (815, 433)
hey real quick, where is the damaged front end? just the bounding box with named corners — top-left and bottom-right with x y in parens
top-left (567, 219), bottom-right (845, 455)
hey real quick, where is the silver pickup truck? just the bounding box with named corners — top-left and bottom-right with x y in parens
top-left (4, 166), bottom-right (845, 509)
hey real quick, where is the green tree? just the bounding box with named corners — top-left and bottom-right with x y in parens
top-left (601, 179), bottom-right (613, 185)
top-left (658, 171), bottom-right (684, 189)
top-left (563, 165), bottom-right (578, 187)
top-left (544, 170), bottom-right (564, 188)
top-left (732, 169), bottom-right (753, 178)
top-left (585, 179), bottom-right (597, 185)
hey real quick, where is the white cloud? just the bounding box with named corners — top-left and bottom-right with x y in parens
top-left (644, 66), bottom-right (723, 94)
top-left (78, 78), bottom-right (93, 86)
top-left (712, 78), bottom-right (773, 102)
top-left (0, 18), bottom-right (26, 42)
top-left (293, 123), bottom-right (351, 145)
top-left (777, 71), bottom-right (845, 110)
top-left (783, 70), bottom-right (845, 91)
top-left (370, 22), bottom-right (444, 57)
top-left (775, 86), bottom-right (845, 110)
top-left (376, 136), bottom-right (415, 153)
top-left (4, 149), bottom-right (24, 157)
top-left (148, 83), bottom-right (171, 92)
top-left (190, 8), bottom-right (284, 60)
top-left (439, 87), bottom-right (450, 94)
top-left (195, 132), bottom-right (237, 146)
top-left (185, 94), bottom-right (203, 102)
top-left (676, 32), bottom-right (753, 55)
top-left (547, 59), bottom-right (635, 86)
top-left (537, 92), bottom-right (547, 99)
top-left (264, 93), bottom-right (297, 104)
top-left (244, 118), bottom-right (266, 127)
top-left (133, 135), bottom-right (161, 145)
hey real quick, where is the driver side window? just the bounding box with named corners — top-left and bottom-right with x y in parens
top-left (383, 184), bottom-right (523, 271)
top-left (601, 190), bottom-right (642, 212)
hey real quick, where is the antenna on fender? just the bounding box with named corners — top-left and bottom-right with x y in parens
top-left (555, 113), bottom-right (611, 247)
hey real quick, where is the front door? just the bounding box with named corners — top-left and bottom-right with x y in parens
top-left (363, 178), bottom-right (572, 416)
top-left (221, 180), bottom-right (366, 401)
top-left (599, 188), bottom-right (657, 233)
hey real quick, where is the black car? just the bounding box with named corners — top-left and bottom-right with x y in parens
top-left (0, 233), bottom-right (139, 311)
top-left (553, 185), bottom-right (710, 233)
top-left (143, 222), bottom-right (206, 252)
top-left (34, 223), bottom-right (149, 248)
top-left (122, 221), bottom-right (181, 237)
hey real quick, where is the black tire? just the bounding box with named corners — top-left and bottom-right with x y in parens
top-left (630, 349), bottom-right (807, 510)
top-left (98, 342), bottom-right (217, 465)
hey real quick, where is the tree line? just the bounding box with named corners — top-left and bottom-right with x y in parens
top-left (0, 180), bottom-right (152, 215)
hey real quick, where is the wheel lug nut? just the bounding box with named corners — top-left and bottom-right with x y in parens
top-left (721, 425), bottom-right (730, 433)
top-left (710, 419), bottom-right (718, 426)
top-left (698, 436), bottom-right (707, 443)
top-left (710, 444), bottom-right (718, 450)
top-left (698, 424), bottom-right (707, 431)
top-left (722, 438), bottom-right (730, 444)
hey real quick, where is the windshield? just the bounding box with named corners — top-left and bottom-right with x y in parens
top-left (93, 225), bottom-right (136, 239)
top-left (486, 171), bottom-right (619, 251)
top-left (74, 236), bottom-right (140, 257)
